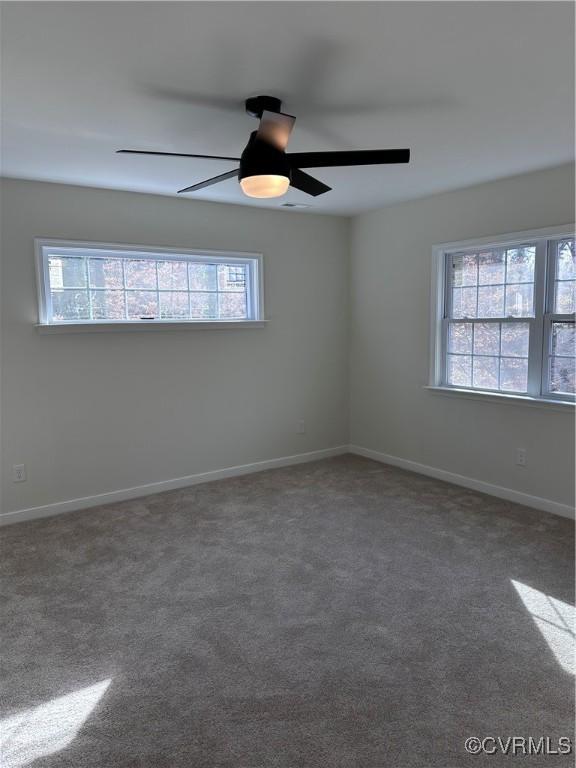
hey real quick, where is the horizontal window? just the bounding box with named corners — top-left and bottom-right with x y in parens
top-left (36, 241), bottom-right (263, 326)
top-left (431, 227), bottom-right (575, 403)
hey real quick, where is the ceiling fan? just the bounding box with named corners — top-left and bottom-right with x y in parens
top-left (117, 95), bottom-right (410, 199)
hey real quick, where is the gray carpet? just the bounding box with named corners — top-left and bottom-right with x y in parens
top-left (1, 455), bottom-right (574, 767)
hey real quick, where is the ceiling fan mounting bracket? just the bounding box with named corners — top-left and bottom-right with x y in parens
top-left (245, 95), bottom-right (282, 119)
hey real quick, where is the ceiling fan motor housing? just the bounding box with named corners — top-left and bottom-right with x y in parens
top-left (239, 131), bottom-right (291, 183)
top-left (245, 95), bottom-right (282, 118)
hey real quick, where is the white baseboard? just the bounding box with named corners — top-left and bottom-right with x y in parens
top-left (349, 444), bottom-right (575, 521)
top-left (0, 446), bottom-right (349, 527)
top-left (3, 443), bottom-right (573, 526)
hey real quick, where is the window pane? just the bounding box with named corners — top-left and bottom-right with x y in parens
top-left (556, 240), bottom-right (576, 280)
top-left (473, 356), bottom-right (499, 389)
top-left (551, 322), bottom-right (575, 357)
top-left (49, 256), bottom-right (86, 288)
top-left (478, 251), bottom-right (505, 285)
top-left (51, 289), bottom-right (90, 321)
top-left (501, 323), bottom-right (529, 357)
top-left (91, 290), bottom-right (125, 320)
top-left (550, 321), bottom-right (575, 396)
top-left (451, 287), bottom-right (477, 318)
top-left (189, 263), bottom-right (217, 291)
top-left (159, 292), bottom-right (189, 319)
top-left (452, 254), bottom-right (477, 287)
top-left (506, 247), bottom-right (535, 283)
top-left (48, 257), bottom-right (64, 289)
top-left (550, 357), bottom-right (575, 394)
top-left (89, 259), bottom-right (123, 289)
top-left (124, 260), bottom-right (157, 290)
top-left (219, 292), bottom-right (248, 319)
top-left (554, 281), bottom-right (576, 314)
top-left (505, 284), bottom-right (533, 317)
top-left (447, 355), bottom-right (471, 387)
top-left (473, 323), bottom-right (500, 356)
top-left (218, 264), bottom-right (246, 292)
top-left (500, 358), bottom-right (528, 392)
top-left (157, 261), bottom-right (188, 290)
top-left (190, 293), bottom-right (218, 319)
top-left (448, 323), bottom-right (472, 354)
top-left (477, 285), bottom-right (504, 318)
top-left (126, 291), bottom-right (158, 319)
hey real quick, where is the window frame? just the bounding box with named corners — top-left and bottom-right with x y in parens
top-left (35, 239), bottom-right (265, 329)
top-left (429, 225), bottom-right (575, 405)
top-left (542, 238), bottom-right (576, 400)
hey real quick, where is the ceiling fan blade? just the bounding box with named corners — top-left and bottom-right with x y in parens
top-left (290, 168), bottom-right (331, 197)
top-left (117, 149), bottom-right (240, 161)
top-left (256, 110), bottom-right (296, 151)
top-left (177, 168), bottom-right (239, 194)
top-left (287, 149), bottom-right (410, 168)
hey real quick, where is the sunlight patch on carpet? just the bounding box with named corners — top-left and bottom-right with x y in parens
top-left (512, 580), bottom-right (575, 675)
top-left (0, 679), bottom-right (111, 767)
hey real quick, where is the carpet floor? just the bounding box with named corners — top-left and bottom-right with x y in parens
top-left (1, 455), bottom-right (574, 767)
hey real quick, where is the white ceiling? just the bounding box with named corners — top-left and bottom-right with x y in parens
top-left (1, 2), bottom-right (573, 215)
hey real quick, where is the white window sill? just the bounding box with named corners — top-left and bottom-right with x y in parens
top-left (424, 385), bottom-right (575, 412)
top-left (36, 320), bottom-right (268, 334)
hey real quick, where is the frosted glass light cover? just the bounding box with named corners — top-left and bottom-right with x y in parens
top-left (240, 175), bottom-right (290, 198)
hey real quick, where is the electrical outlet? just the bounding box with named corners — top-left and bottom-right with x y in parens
top-left (516, 449), bottom-right (527, 468)
top-left (297, 419), bottom-right (306, 435)
top-left (12, 464), bottom-right (26, 482)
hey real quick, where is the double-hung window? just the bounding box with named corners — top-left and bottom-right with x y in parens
top-left (36, 240), bottom-right (264, 327)
top-left (431, 226), bottom-right (575, 403)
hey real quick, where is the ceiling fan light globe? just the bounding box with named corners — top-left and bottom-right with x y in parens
top-left (240, 174), bottom-right (290, 198)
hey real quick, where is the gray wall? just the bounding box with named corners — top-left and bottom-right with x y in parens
top-left (350, 163), bottom-right (575, 508)
top-left (2, 165), bottom-right (574, 517)
top-left (0, 179), bottom-right (349, 513)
